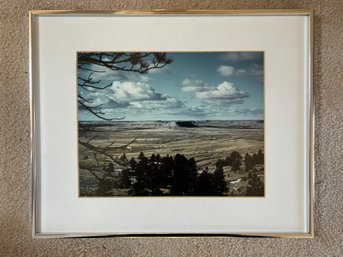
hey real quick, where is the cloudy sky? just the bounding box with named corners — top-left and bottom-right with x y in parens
top-left (78, 52), bottom-right (264, 121)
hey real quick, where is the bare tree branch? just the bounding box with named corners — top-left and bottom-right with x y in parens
top-left (78, 100), bottom-right (125, 121)
top-left (93, 153), bottom-right (100, 166)
top-left (81, 82), bottom-right (112, 90)
top-left (109, 137), bottom-right (137, 150)
top-left (78, 84), bottom-right (96, 92)
top-left (87, 135), bottom-right (97, 144)
top-left (78, 138), bottom-right (136, 167)
top-left (104, 140), bottom-right (117, 149)
top-left (78, 94), bottom-right (93, 103)
top-left (77, 52), bottom-right (173, 121)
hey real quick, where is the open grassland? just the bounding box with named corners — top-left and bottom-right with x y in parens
top-left (79, 122), bottom-right (264, 196)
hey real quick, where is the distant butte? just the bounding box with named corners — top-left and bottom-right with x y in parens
top-left (175, 121), bottom-right (198, 128)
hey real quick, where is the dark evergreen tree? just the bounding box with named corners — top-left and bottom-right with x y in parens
top-left (213, 166), bottom-right (228, 195)
top-left (150, 153), bottom-right (156, 162)
top-left (124, 152), bottom-right (239, 196)
top-left (245, 153), bottom-right (253, 171)
top-left (257, 149), bottom-right (264, 164)
top-left (160, 155), bottom-right (174, 188)
top-left (196, 169), bottom-right (215, 196)
top-left (122, 157), bottom-right (137, 190)
top-left (107, 162), bottom-right (114, 173)
top-left (170, 154), bottom-right (198, 195)
top-left (129, 157), bottom-right (137, 169)
top-left (120, 169), bottom-right (131, 188)
top-left (149, 155), bottom-right (164, 195)
top-left (131, 156), bottom-right (150, 195)
top-left (252, 153), bottom-right (258, 166)
top-left (246, 173), bottom-right (264, 196)
top-left (216, 159), bottom-right (224, 168)
top-left (138, 152), bottom-right (145, 160)
top-left (224, 156), bottom-right (232, 166)
top-left (119, 153), bottom-right (128, 163)
top-left (229, 151), bottom-right (242, 172)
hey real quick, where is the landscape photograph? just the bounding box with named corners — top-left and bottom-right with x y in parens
top-left (78, 52), bottom-right (264, 197)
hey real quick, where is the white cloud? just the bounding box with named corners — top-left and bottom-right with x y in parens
top-left (217, 65), bottom-right (235, 76)
top-left (80, 81), bottom-right (167, 110)
top-left (131, 97), bottom-right (185, 110)
top-left (108, 81), bottom-right (166, 102)
top-left (80, 80), bottom-right (209, 119)
top-left (181, 79), bottom-right (211, 92)
top-left (140, 75), bottom-right (150, 82)
top-left (195, 81), bottom-right (249, 100)
top-left (217, 64), bottom-right (263, 78)
top-left (93, 97), bottom-right (205, 119)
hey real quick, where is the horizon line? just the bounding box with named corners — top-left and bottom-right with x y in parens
top-left (78, 119), bottom-right (264, 122)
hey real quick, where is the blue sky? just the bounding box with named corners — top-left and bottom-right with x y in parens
top-left (78, 52), bottom-right (264, 121)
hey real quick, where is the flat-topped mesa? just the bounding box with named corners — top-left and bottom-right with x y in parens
top-left (175, 121), bottom-right (198, 128)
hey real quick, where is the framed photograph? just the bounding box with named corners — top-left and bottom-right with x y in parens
top-left (30, 10), bottom-right (314, 238)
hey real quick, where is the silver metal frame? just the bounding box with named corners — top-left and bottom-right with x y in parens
top-left (30, 9), bottom-right (314, 238)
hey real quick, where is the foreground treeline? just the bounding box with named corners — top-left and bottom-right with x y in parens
top-left (89, 150), bottom-right (264, 197)
top-left (216, 150), bottom-right (264, 171)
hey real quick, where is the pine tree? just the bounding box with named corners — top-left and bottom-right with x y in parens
top-left (229, 151), bottom-right (242, 172)
top-left (245, 153), bottom-right (253, 171)
top-left (246, 173), bottom-right (264, 196)
top-left (150, 153), bottom-right (156, 162)
top-left (170, 154), bottom-right (198, 195)
top-left (131, 156), bottom-right (149, 195)
top-left (138, 152), bottom-right (145, 160)
top-left (257, 149), bottom-right (264, 164)
top-left (129, 157), bottom-right (137, 168)
top-left (119, 153), bottom-right (128, 163)
top-left (196, 169), bottom-right (215, 196)
top-left (213, 166), bottom-right (228, 195)
top-left (120, 169), bottom-right (131, 188)
top-left (107, 162), bottom-right (114, 173)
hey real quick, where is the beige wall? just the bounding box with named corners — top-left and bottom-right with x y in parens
top-left (0, 1), bottom-right (342, 256)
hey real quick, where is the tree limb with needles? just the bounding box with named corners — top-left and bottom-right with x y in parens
top-left (77, 52), bottom-right (173, 121)
top-left (78, 52), bottom-right (172, 190)
top-left (79, 136), bottom-right (137, 168)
